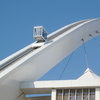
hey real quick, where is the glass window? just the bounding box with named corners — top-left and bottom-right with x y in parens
top-left (70, 89), bottom-right (75, 100)
top-left (76, 89), bottom-right (82, 100)
top-left (57, 89), bottom-right (62, 100)
top-left (90, 89), bottom-right (95, 100)
top-left (64, 89), bottom-right (69, 100)
top-left (56, 88), bottom-right (95, 100)
top-left (83, 89), bottom-right (88, 100)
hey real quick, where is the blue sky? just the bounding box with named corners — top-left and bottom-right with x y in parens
top-left (0, 0), bottom-right (100, 80)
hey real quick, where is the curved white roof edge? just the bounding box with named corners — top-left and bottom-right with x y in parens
top-left (0, 19), bottom-right (91, 77)
top-left (0, 19), bottom-right (94, 77)
top-left (0, 18), bottom-right (100, 100)
top-left (0, 19), bottom-right (88, 65)
top-left (0, 18), bottom-right (100, 80)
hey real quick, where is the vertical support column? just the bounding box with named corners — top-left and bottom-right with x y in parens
top-left (88, 89), bottom-right (90, 100)
top-left (75, 89), bottom-right (77, 100)
top-left (51, 89), bottom-right (57, 100)
top-left (82, 89), bottom-right (83, 100)
top-left (62, 89), bottom-right (64, 100)
top-left (95, 88), bottom-right (100, 100)
top-left (68, 89), bottom-right (70, 100)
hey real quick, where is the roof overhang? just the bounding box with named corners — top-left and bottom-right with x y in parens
top-left (21, 80), bottom-right (100, 94)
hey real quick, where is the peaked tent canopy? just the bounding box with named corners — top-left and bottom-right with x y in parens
top-left (77, 68), bottom-right (100, 80)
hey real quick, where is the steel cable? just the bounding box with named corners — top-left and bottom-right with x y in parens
top-left (89, 34), bottom-right (100, 45)
top-left (82, 38), bottom-right (89, 68)
top-left (58, 52), bottom-right (74, 80)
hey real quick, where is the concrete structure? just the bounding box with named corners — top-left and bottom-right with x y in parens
top-left (0, 18), bottom-right (100, 100)
top-left (21, 68), bottom-right (100, 100)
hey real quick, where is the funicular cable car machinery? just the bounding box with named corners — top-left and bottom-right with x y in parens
top-left (33, 26), bottom-right (48, 42)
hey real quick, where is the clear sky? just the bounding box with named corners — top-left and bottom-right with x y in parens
top-left (0, 0), bottom-right (100, 80)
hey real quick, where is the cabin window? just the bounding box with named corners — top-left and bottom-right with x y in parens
top-left (76, 89), bottom-right (82, 100)
top-left (90, 89), bottom-right (95, 100)
top-left (83, 89), bottom-right (88, 100)
top-left (64, 89), bottom-right (69, 100)
top-left (57, 89), bottom-right (62, 100)
top-left (70, 89), bottom-right (75, 100)
top-left (56, 88), bottom-right (95, 100)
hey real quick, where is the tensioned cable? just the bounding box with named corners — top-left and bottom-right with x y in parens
top-left (58, 52), bottom-right (74, 80)
top-left (89, 34), bottom-right (100, 45)
top-left (81, 38), bottom-right (89, 68)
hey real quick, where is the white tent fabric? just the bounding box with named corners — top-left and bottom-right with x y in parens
top-left (77, 68), bottom-right (100, 80)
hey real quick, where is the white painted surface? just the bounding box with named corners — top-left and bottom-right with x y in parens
top-left (78, 68), bottom-right (100, 80)
top-left (95, 88), bottom-right (100, 100)
top-left (51, 89), bottom-right (56, 100)
top-left (34, 80), bottom-right (100, 88)
top-left (0, 19), bottom-right (100, 100)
